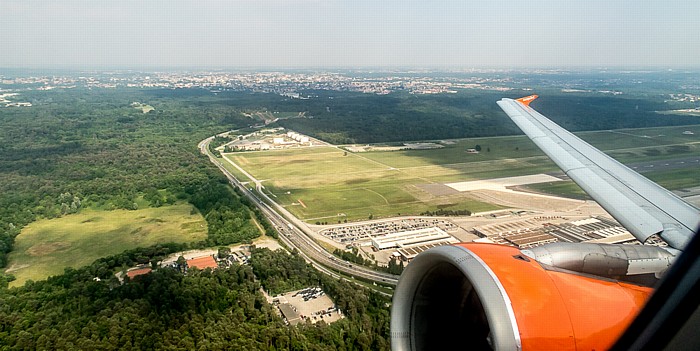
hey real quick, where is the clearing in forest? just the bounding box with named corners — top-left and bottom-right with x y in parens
top-left (6, 204), bottom-right (207, 287)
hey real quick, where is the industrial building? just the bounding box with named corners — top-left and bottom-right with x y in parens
top-left (503, 231), bottom-right (558, 248)
top-left (278, 303), bottom-right (302, 325)
top-left (472, 219), bottom-right (544, 237)
top-left (548, 217), bottom-right (637, 244)
top-left (396, 241), bottom-right (457, 261)
top-left (370, 227), bottom-right (458, 250)
top-left (472, 216), bottom-right (637, 249)
top-left (368, 227), bottom-right (460, 261)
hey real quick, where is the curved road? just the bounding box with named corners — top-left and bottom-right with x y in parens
top-left (199, 136), bottom-right (399, 288)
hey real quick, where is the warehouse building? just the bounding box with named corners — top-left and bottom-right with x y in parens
top-left (370, 227), bottom-right (458, 251)
top-left (370, 227), bottom-right (460, 261)
top-left (472, 216), bottom-right (636, 249)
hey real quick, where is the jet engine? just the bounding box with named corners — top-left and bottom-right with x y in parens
top-left (390, 243), bottom-right (674, 351)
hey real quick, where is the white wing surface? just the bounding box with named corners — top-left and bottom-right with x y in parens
top-left (497, 95), bottom-right (699, 250)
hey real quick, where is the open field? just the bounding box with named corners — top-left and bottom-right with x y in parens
top-left (646, 168), bottom-right (700, 190)
top-left (6, 204), bottom-right (207, 287)
top-left (360, 125), bottom-right (700, 168)
top-left (219, 156), bottom-right (254, 183)
top-left (224, 125), bottom-right (700, 223)
top-left (356, 136), bottom-right (545, 167)
top-left (131, 102), bottom-right (154, 113)
top-left (226, 146), bottom-right (504, 222)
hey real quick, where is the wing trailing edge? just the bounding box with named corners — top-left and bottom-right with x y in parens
top-left (497, 97), bottom-right (699, 250)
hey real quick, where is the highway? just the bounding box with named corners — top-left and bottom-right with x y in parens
top-left (198, 136), bottom-right (399, 288)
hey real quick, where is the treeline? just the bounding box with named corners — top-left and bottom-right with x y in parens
top-left (277, 91), bottom-right (700, 144)
top-left (0, 245), bottom-right (391, 350)
top-left (252, 247), bottom-right (320, 295)
top-left (248, 202), bottom-right (279, 239)
top-left (190, 89), bottom-right (700, 144)
top-left (420, 209), bottom-right (472, 217)
top-left (333, 248), bottom-right (374, 267)
top-left (208, 136), bottom-right (229, 158)
top-left (184, 179), bottom-right (260, 246)
top-left (386, 258), bottom-right (405, 275)
top-left (332, 248), bottom-right (403, 275)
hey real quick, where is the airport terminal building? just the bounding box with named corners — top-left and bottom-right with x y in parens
top-left (369, 227), bottom-right (460, 261)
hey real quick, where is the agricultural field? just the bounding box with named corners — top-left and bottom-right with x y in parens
top-left (6, 203), bottom-right (207, 287)
top-left (224, 124), bottom-right (700, 223)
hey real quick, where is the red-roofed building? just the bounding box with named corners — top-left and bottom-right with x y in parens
top-left (187, 255), bottom-right (218, 270)
top-left (126, 267), bottom-right (152, 280)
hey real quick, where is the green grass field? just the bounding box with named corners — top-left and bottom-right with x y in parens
top-left (6, 204), bottom-right (207, 287)
top-left (646, 168), bottom-right (700, 190)
top-left (523, 166), bottom-right (700, 200)
top-left (226, 146), bottom-right (520, 222)
top-left (224, 125), bottom-right (700, 223)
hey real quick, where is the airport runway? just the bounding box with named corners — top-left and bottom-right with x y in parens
top-left (627, 156), bottom-right (700, 173)
top-left (543, 156), bottom-right (700, 180)
top-left (419, 156), bottom-right (700, 196)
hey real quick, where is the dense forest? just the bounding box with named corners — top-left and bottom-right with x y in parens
top-left (0, 246), bottom-right (390, 350)
top-left (0, 88), bottom-right (268, 284)
top-left (188, 89), bottom-right (700, 144)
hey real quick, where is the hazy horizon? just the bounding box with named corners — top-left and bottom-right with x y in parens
top-left (2, 0), bottom-right (699, 69)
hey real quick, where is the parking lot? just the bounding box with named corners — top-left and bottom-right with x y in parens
top-left (319, 218), bottom-right (460, 245)
top-left (272, 287), bottom-right (344, 325)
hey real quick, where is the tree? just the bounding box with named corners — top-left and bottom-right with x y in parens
top-left (217, 247), bottom-right (230, 259)
top-left (176, 256), bottom-right (187, 272)
top-left (387, 258), bottom-right (404, 275)
top-left (475, 144), bottom-right (482, 151)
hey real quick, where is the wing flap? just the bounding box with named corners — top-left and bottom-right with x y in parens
top-left (497, 98), bottom-right (699, 250)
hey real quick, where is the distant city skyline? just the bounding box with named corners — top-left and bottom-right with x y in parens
top-left (1, 0), bottom-right (699, 69)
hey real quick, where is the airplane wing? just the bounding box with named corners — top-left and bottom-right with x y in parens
top-left (497, 95), bottom-right (700, 250)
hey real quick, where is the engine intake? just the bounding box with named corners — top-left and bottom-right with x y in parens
top-left (391, 245), bottom-right (521, 351)
top-left (391, 243), bottom-right (659, 351)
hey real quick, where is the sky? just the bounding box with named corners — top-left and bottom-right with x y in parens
top-left (1, 0), bottom-right (699, 69)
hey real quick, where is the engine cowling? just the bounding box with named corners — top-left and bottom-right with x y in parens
top-left (390, 243), bottom-right (654, 351)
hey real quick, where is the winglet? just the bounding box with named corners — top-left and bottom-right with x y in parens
top-left (516, 95), bottom-right (538, 106)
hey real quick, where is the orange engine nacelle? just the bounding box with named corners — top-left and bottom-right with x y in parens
top-left (390, 243), bottom-right (653, 350)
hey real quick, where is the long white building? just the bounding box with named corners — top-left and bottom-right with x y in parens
top-left (370, 227), bottom-right (458, 251)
